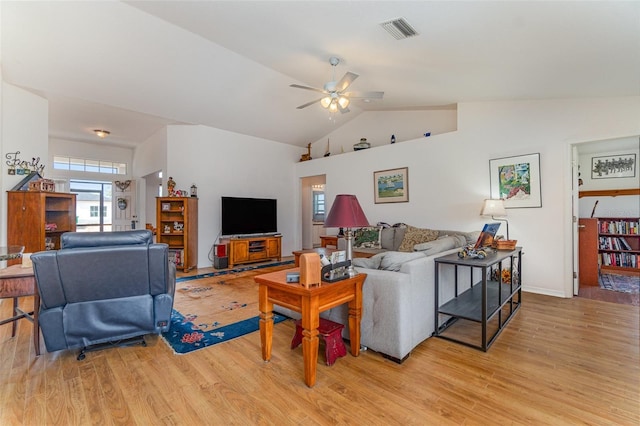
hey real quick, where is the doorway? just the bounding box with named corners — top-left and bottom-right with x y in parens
top-left (300, 175), bottom-right (326, 249)
top-left (70, 180), bottom-right (112, 232)
top-left (572, 136), bottom-right (640, 305)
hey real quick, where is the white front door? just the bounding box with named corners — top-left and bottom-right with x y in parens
top-left (112, 179), bottom-right (137, 231)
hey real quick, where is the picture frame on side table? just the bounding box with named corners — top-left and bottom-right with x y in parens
top-left (591, 153), bottom-right (636, 179)
top-left (374, 167), bottom-right (409, 204)
top-left (490, 153), bottom-right (542, 208)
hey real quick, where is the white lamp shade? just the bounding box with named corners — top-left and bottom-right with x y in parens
top-left (320, 97), bottom-right (332, 108)
top-left (480, 199), bottom-right (507, 217)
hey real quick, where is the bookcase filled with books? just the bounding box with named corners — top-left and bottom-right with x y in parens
top-left (597, 217), bottom-right (639, 274)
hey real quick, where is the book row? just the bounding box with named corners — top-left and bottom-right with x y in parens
top-left (600, 252), bottom-right (638, 269)
top-left (599, 220), bottom-right (639, 235)
top-left (169, 249), bottom-right (185, 267)
top-left (598, 236), bottom-right (634, 251)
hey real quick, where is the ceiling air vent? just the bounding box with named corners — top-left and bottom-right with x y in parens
top-left (380, 18), bottom-right (418, 40)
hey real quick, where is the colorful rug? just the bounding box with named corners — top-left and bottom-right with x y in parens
top-left (599, 273), bottom-right (639, 294)
top-left (162, 260), bottom-right (293, 354)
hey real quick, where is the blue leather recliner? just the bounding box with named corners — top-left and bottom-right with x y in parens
top-left (31, 230), bottom-right (176, 359)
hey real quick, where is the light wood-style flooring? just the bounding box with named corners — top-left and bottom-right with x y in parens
top-left (1, 276), bottom-right (638, 424)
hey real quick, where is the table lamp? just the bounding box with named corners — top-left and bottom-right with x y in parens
top-left (324, 194), bottom-right (370, 277)
top-left (480, 198), bottom-right (509, 240)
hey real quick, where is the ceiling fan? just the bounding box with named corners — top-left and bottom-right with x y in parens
top-left (290, 57), bottom-right (384, 113)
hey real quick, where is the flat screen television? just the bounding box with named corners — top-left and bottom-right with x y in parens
top-left (221, 196), bottom-right (278, 236)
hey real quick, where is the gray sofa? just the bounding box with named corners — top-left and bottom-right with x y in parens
top-left (31, 230), bottom-right (176, 358)
top-left (278, 226), bottom-right (480, 362)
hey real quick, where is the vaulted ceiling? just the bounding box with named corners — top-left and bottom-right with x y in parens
top-left (2, 1), bottom-right (639, 148)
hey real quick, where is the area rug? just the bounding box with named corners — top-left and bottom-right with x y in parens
top-left (599, 273), bottom-right (640, 294)
top-left (162, 260), bottom-right (293, 354)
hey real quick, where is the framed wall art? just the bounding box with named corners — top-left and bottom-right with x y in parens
top-left (374, 167), bottom-right (409, 203)
top-left (489, 153), bottom-right (541, 208)
top-left (591, 153), bottom-right (636, 179)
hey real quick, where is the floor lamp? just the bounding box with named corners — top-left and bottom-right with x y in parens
top-left (324, 194), bottom-right (370, 277)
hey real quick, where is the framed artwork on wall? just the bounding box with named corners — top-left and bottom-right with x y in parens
top-left (591, 153), bottom-right (636, 179)
top-left (490, 153), bottom-right (542, 208)
top-left (374, 167), bottom-right (409, 203)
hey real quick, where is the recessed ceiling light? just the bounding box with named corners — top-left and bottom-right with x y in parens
top-left (94, 129), bottom-right (110, 138)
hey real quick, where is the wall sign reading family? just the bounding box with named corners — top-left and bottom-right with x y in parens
top-left (591, 154), bottom-right (636, 179)
top-left (374, 167), bottom-right (409, 203)
top-left (5, 151), bottom-right (46, 176)
top-left (489, 153), bottom-right (541, 208)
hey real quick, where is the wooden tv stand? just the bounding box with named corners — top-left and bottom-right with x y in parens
top-left (222, 235), bottom-right (282, 268)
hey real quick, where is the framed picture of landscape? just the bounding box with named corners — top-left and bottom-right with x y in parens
top-left (489, 153), bottom-right (541, 208)
top-left (374, 167), bottom-right (409, 204)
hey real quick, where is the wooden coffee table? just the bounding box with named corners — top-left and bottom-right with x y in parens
top-left (254, 268), bottom-right (366, 387)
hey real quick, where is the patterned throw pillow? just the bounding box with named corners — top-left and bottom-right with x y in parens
top-left (354, 226), bottom-right (382, 249)
top-left (397, 225), bottom-right (439, 252)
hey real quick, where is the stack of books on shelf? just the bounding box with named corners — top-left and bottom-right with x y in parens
top-left (599, 252), bottom-right (638, 268)
top-left (599, 219), bottom-right (639, 235)
top-left (168, 249), bottom-right (184, 267)
top-left (598, 236), bottom-right (633, 251)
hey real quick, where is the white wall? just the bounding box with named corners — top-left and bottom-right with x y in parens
top-left (0, 82), bottom-right (48, 245)
top-left (308, 108), bottom-right (457, 159)
top-left (133, 127), bottom-right (168, 230)
top-left (163, 125), bottom-right (300, 268)
top-left (296, 96), bottom-right (640, 298)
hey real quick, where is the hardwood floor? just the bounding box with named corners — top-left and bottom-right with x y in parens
top-left (1, 290), bottom-right (638, 424)
top-left (578, 284), bottom-right (639, 306)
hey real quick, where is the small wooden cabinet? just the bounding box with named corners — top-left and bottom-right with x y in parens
top-left (7, 191), bottom-right (77, 264)
top-left (597, 217), bottom-right (639, 275)
top-left (156, 197), bottom-right (198, 271)
top-left (222, 235), bottom-right (282, 268)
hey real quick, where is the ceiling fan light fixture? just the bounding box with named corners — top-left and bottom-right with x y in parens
top-left (338, 96), bottom-right (350, 109)
top-left (320, 97), bottom-right (332, 109)
top-left (93, 129), bottom-right (110, 138)
top-left (328, 101), bottom-right (339, 113)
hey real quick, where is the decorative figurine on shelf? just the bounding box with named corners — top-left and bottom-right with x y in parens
top-left (190, 184), bottom-right (198, 197)
top-left (164, 224), bottom-right (171, 234)
top-left (173, 222), bottom-right (184, 232)
top-left (167, 176), bottom-right (176, 196)
top-left (300, 143), bottom-right (312, 162)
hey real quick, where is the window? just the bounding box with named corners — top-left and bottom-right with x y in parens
top-left (313, 191), bottom-right (325, 222)
top-left (54, 156), bottom-right (126, 175)
top-left (89, 205), bottom-right (108, 217)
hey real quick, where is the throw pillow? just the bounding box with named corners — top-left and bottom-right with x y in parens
top-left (414, 235), bottom-right (467, 255)
top-left (352, 253), bottom-right (384, 270)
top-left (397, 225), bottom-right (439, 252)
top-left (379, 251), bottom-right (426, 272)
top-left (354, 226), bottom-right (382, 249)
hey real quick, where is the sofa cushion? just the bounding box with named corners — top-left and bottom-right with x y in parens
top-left (397, 225), bottom-right (439, 252)
top-left (354, 226), bottom-right (382, 249)
top-left (414, 235), bottom-right (467, 255)
top-left (352, 253), bottom-right (384, 269)
top-left (392, 226), bottom-right (407, 250)
top-left (379, 251), bottom-right (426, 271)
top-left (380, 228), bottom-right (396, 250)
top-left (437, 230), bottom-right (482, 245)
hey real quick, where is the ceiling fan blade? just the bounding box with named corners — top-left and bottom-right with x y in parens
top-left (335, 72), bottom-right (359, 92)
top-left (338, 104), bottom-right (350, 114)
top-left (290, 84), bottom-right (326, 94)
top-left (296, 98), bottom-right (323, 109)
top-left (343, 91), bottom-right (384, 99)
